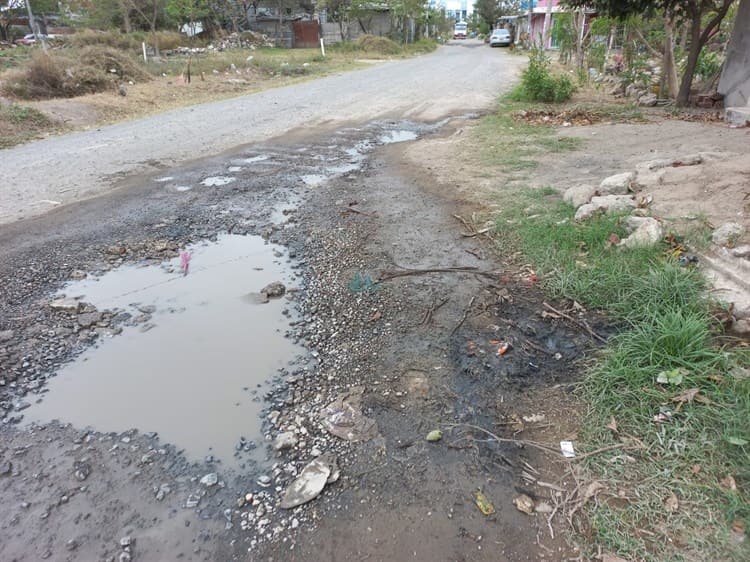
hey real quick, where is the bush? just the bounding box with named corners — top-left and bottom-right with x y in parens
top-left (510, 48), bottom-right (575, 103)
top-left (356, 35), bottom-right (402, 55)
top-left (2, 47), bottom-right (150, 100)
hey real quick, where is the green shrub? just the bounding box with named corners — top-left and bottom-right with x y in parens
top-left (510, 48), bottom-right (575, 103)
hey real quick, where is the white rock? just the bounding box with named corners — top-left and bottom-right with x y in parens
top-left (730, 245), bottom-right (750, 258)
top-left (273, 431), bottom-right (298, 451)
top-left (619, 217), bottom-right (664, 248)
top-left (575, 195), bottom-right (636, 221)
top-left (563, 185), bottom-right (597, 208)
top-left (599, 172), bottom-right (635, 195)
top-left (200, 473), bottom-right (218, 487)
top-left (49, 298), bottom-right (81, 313)
top-left (713, 223), bottom-right (746, 247)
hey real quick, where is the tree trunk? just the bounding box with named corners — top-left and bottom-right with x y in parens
top-left (119, 0), bottom-right (132, 33)
top-left (663, 15), bottom-right (679, 99)
top-left (575, 9), bottom-right (586, 71)
top-left (677, 11), bottom-right (702, 106)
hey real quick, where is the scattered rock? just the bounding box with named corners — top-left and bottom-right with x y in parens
top-left (638, 93), bottom-right (658, 107)
top-left (0, 461), bottom-right (11, 476)
top-left (261, 281), bottom-right (286, 298)
top-left (272, 431), bottom-right (298, 451)
top-left (563, 185), bottom-right (597, 208)
top-left (619, 216), bottom-right (664, 248)
top-left (599, 172), bottom-right (635, 195)
top-left (513, 494), bottom-right (535, 515)
top-left (49, 298), bottom-right (81, 313)
top-left (77, 311), bottom-right (103, 328)
top-left (243, 292), bottom-right (269, 305)
top-left (185, 493), bottom-right (201, 508)
top-left (119, 536), bottom-right (131, 548)
top-left (575, 195), bottom-right (636, 221)
top-left (279, 453), bottom-right (338, 509)
top-left (73, 460), bottom-right (91, 481)
top-left (0, 329), bottom-right (14, 342)
top-left (199, 473), bottom-right (218, 487)
top-left (712, 222), bottom-right (745, 247)
top-left (730, 245), bottom-right (750, 258)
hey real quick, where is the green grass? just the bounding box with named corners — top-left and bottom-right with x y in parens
top-left (491, 185), bottom-right (750, 561)
top-left (473, 101), bottom-right (584, 171)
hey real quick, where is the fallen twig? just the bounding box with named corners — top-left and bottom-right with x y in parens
top-left (450, 296), bottom-right (476, 336)
top-left (542, 302), bottom-right (607, 344)
top-left (447, 423), bottom-right (561, 456)
top-left (377, 267), bottom-right (500, 283)
top-left (419, 297), bottom-right (449, 326)
top-left (343, 206), bottom-right (375, 217)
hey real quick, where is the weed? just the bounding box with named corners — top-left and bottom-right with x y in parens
top-left (510, 48), bottom-right (576, 103)
top-left (490, 184), bottom-right (750, 560)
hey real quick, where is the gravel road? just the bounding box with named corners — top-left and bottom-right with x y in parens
top-left (0, 41), bottom-right (523, 225)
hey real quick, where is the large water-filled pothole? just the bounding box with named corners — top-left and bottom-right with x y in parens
top-left (26, 234), bottom-right (301, 467)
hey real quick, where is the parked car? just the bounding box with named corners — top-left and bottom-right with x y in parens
top-left (14, 33), bottom-right (47, 46)
top-left (489, 29), bottom-right (512, 48)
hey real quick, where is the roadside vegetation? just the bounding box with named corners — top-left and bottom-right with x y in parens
top-left (0, 102), bottom-right (63, 148)
top-left (485, 100), bottom-right (749, 560)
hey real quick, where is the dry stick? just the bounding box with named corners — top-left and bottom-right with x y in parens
top-left (344, 206), bottom-right (374, 217)
top-left (542, 302), bottom-right (607, 344)
top-left (453, 213), bottom-right (476, 235)
top-left (420, 297), bottom-right (449, 326)
top-left (377, 267), bottom-right (499, 283)
top-left (448, 423), bottom-right (561, 456)
top-left (449, 296), bottom-right (476, 337)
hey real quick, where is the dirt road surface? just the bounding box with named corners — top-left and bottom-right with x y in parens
top-left (0, 41), bottom-right (523, 225)
top-left (0, 42), bottom-right (588, 561)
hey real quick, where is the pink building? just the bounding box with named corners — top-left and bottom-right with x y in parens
top-left (522, 0), bottom-right (595, 49)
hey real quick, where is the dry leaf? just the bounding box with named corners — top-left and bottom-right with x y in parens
top-left (606, 416), bottom-right (618, 432)
top-left (692, 464), bottom-right (702, 474)
top-left (368, 310), bottom-right (382, 322)
top-left (664, 491), bottom-right (679, 513)
top-left (606, 233), bottom-right (621, 246)
top-left (721, 475), bottom-right (738, 491)
top-left (672, 388), bottom-right (700, 404)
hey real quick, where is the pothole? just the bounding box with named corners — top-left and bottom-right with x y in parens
top-left (25, 234), bottom-right (302, 467)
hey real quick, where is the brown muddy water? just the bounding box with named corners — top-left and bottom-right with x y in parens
top-left (25, 234), bottom-right (301, 467)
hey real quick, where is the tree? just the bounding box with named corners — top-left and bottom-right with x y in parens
top-left (564, 0), bottom-right (737, 105)
top-left (166, 0), bottom-right (209, 32)
top-left (474, 0), bottom-right (501, 27)
top-left (123, 0), bottom-right (168, 54)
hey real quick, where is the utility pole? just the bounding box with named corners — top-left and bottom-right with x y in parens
top-left (24, 0), bottom-right (48, 53)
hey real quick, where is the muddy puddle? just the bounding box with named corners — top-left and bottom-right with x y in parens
top-left (25, 234), bottom-right (301, 468)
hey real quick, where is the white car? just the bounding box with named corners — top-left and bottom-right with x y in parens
top-left (489, 29), bottom-right (512, 47)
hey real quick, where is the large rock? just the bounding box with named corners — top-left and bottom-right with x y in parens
top-left (619, 216), bottom-right (664, 248)
top-left (639, 93), bottom-right (658, 107)
top-left (599, 172), bottom-right (635, 195)
top-left (563, 185), bottom-right (597, 208)
top-left (712, 222), bottom-right (746, 247)
top-left (575, 195), bottom-right (636, 221)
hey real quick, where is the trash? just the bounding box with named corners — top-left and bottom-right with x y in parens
top-left (320, 386), bottom-right (378, 442)
top-left (497, 342), bottom-right (510, 356)
top-left (180, 251), bottom-right (191, 276)
top-left (656, 368), bottom-right (686, 385)
top-left (560, 441), bottom-right (576, 458)
top-left (664, 491), bottom-right (679, 512)
top-left (522, 414), bottom-right (545, 423)
top-left (474, 491), bottom-right (495, 515)
top-left (279, 453), bottom-right (338, 509)
top-left (513, 494), bottom-right (535, 515)
top-left (348, 272), bottom-right (376, 293)
top-left (653, 407), bottom-right (673, 423)
top-left (426, 430), bottom-right (443, 442)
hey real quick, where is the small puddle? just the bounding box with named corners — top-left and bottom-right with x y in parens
top-left (26, 234), bottom-right (301, 467)
top-left (379, 130), bottom-right (418, 144)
